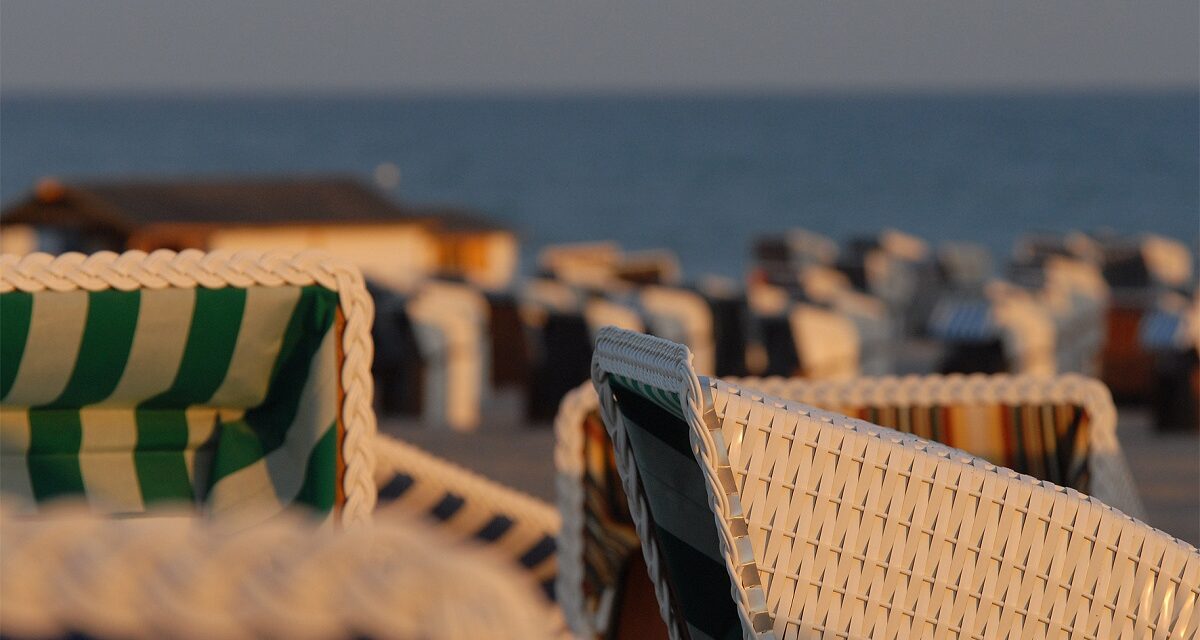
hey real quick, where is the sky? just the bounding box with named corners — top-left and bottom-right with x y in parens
top-left (1, 0), bottom-right (1197, 94)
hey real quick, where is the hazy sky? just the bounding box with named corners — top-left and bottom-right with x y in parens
top-left (2, 0), bottom-right (1197, 93)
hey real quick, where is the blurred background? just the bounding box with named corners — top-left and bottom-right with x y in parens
top-left (2, 1), bottom-right (1197, 542)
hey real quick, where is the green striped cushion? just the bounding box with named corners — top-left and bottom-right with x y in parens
top-left (610, 378), bottom-right (741, 640)
top-left (1, 284), bottom-right (340, 523)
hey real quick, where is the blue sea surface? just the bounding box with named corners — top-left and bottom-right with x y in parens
top-left (2, 92), bottom-right (1196, 277)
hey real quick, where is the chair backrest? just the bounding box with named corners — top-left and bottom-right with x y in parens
top-left (0, 250), bottom-right (377, 527)
top-left (590, 327), bottom-right (1199, 639)
top-left (737, 373), bottom-right (1143, 519)
top-left (554, 369), bottom-right (1145, 637)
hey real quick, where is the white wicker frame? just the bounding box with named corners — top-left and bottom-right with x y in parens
top-left (553, 383), bottom-right (599, 636)
top-left (0, 250), bottom-right (378, 527)
top-left (590, 327), bottom-right (1200, 639)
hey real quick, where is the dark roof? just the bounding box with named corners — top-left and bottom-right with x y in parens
top-left (1, 176), bottom-right (508, 232)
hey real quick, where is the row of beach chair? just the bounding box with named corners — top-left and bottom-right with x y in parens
top-left (366, 231), bottom-right (1195, 434)
top-left (2, 249), bottom-right (1196, 638)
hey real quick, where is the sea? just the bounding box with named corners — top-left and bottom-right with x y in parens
top-left (2, 91), bottom-right (1196, 278)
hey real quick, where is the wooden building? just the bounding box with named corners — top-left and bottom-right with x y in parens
top-left (0, 176), bottom-right (517, 291)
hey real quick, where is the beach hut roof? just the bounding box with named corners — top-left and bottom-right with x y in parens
top-left (0, 175), bottom-right (506, 233)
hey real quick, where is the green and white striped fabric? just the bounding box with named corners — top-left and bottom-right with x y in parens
top-left (0, 284), bottom-right (341, 525)
top-left (609, 377), bottom-right (742, 640)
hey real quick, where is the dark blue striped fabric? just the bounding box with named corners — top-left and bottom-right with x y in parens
top-left (375, 472), bottom-right (559, 601)
top-left (928, 299), bottom-right (997, 342)
top-left (1139, 310), bottom-right (1184, 349)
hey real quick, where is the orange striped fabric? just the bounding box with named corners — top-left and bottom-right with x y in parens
top-left (581, 412), bottom-right (642, 614)
top-left (842, 402), bottom-right (1091, 490)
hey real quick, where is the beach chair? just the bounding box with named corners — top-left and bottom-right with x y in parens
top-left (588, 327), bottom-right (1199, 638)
top-left (0, 249), bottom-right (379, 528)
top-left (747, 283), bottom-right (868, 380)
top-left (989, 281), bottom-right (1058, 376)
top-left (0, 502), bottom-right (560, 640)
top-left (554, 369), bottom-right (1147, 637)
top-left (520, 278), bottom-right (594, 420)
top-left (407, 280), bottom-right (490, 431)
top-left (1141, 294), bottom-right (1200, 430)
top-left (1038, 257), bottom-right (1109, 376)
top-left (639, 285), bottom-right (716, 376)
top-left (1, 250), bottom-right (562, 595)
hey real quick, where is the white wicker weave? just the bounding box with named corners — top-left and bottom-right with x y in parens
top-left (0, 502), bottom-right (560, 640)
top-left (738, 373), bottom-right (1144, 520)
top-left (590, 327), bottom-right (1200, 639)
top-left (0, 250), bottom-right (378, 527)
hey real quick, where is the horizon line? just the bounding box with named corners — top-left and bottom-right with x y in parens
top-left (3, 84), bottom-right (1198, 101)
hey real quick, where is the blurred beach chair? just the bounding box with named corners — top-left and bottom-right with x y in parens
top-left (796, 268), bottom-right (894, 375)
top-left (1038, 257), bottom-right (1109, 376)
top-left (370, 283), bottom-right (426, 417)
top-left (1012, 230), bottom-right (1103, 268)
top-left (837, 229), bottom-right (936, 336)
top-left (0, 502), bottom-right (560, 640)
top-left (538, 242), bottom-right (682, 289)
top-left (638, 285), bottom-right (716, 376)
top-left (988, 281), bottom-right (1058, 376)
top-left (1140, 293), bottom-right (1200, 430)
top-left (1, 250), bottom-right (562, 595)
top-left (554, 368), bottom-right (1146, 637)
top-left (751, 228), bottom-right (839, 292)
top-left (407, 281), bottom-right (490, 431)
top-left (587, 327), bottom-right (1199, 638)
top-left (1096, 233), bottom-right (1193, 293)
top-left (1095, 234), bottom-right (1195, 401)
top-left (0, 249), bottom-right (379, 528)
top-left (747, 282), bottom-right (890, 379)
top-left (694, 276), bottom-right (750, 378)
top-left (936, 240), bottom-right (993, 293)
top-left (519, 278), bottom-right (594, 421)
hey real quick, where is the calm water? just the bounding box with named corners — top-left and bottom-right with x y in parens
top-left (2, 92), bottom-right (1196, 277)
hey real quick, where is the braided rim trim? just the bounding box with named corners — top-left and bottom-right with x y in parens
top-left (592, 326), bottom-right (775, 639)
top-left (0, 503), bottom-right (560, 640)
top-left (0, 250), bottom-right (378, 527)
top-left (730, 373), bottom-right (1144, 520)
top-left (552, 382), bottom-right (600, 636)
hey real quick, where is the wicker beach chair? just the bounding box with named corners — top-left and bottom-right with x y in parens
top-left (588, 327), bottom-right (1199, 639)
top-left (0, 502), bottom-right (560, 640)
top-left (0, 250), bottom-right (378, 528)
top-left (555, 368), bottom-right (1147, 637)
top-left (1, 250), bottom-right (561, 595)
